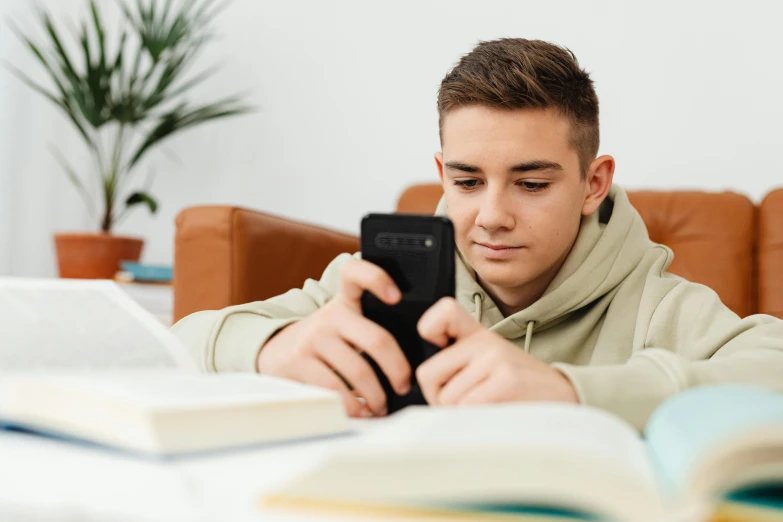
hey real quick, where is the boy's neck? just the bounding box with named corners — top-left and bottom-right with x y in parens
top-left (480, 275), bottom-right (551, 317)
top-left (478, 249), bottom-right (572, 317)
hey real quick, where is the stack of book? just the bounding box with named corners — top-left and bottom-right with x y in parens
top-left (114, 262), bottom-right (173, 325)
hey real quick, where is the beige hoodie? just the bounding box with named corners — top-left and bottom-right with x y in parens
top-left (172, 185), bottom-right (783, 430)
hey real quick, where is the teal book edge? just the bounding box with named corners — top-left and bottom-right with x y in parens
top-left (120, 261), bottom-right (173, 283)
top-left (645, 385), bottom-right (783, 506)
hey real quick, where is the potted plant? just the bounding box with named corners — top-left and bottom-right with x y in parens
top-left (6, 0), bottom-right (251, 279)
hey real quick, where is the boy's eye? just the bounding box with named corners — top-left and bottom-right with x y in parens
top-left (518, 181), bottom-right (550, 192)
top-left (454, 179), bottom-right (481, 189)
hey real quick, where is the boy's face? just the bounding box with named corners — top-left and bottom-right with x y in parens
top-left (435, 106), bottom-right (610, 307)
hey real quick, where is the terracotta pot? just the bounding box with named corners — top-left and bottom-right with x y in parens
top-left (54, 233), bottom-right (144, 279)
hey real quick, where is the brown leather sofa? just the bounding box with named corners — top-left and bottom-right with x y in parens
top-left (173, 184), bottom-right (783, 323)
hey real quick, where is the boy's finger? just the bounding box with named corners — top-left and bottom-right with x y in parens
top-left (416, 340), bottom-right (475, 404)
top-left (297, 358), bottom-right (370, 418)
top-left (313, 336), bottom-right (388, 416)
top-left (338, 258), bottom-right (401, 310)
top-left (418, 297), bottom-right (482, 348)
top-left (336, 307), bottom-right (412, 396)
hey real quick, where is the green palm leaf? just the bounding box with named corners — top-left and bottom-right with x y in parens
top-left (50, 145), bottom-right (96, 216)
top-left (125, 190), bottom-right (158, 214)
top-left (89, 0), bottom-right (106, 71)
top-left (42, 13), bottom-right (80, 87)
top-left (5, 22), bottom-right (94, 146)
top-left (128, 97), bottom-right (252, 168)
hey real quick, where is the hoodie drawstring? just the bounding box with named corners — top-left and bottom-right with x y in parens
top-left (473, 293), bottom-right (483, 322)
top-left (474, 292), bottom-right (535, 353)
top-left (524, 320), bottom-right (536, 353)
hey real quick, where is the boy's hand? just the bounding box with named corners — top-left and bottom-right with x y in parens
top-left (416, 298), bottom-right (578, 406)
top-left (257, 258), bottom-right (412, 418)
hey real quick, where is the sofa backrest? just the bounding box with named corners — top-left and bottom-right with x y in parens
top-left (627, 191), bottom-right (755, 318)
top-left (397, 184), bottom-right (782, 318)
top-left (173, 206), bottom-right (359, 321)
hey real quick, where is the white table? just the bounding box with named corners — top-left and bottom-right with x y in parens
top-left (0, 420), bottom-right (714, 522)
top-left (0, 420), bottom-right (394, 522)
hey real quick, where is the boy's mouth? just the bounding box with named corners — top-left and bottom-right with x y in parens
top-left (474, 242), bottom-right (524, 259)
top-left (476, 242), bottom-right (521, 250)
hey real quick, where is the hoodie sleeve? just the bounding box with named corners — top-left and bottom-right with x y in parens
top-left (170, 253), bottom-right (354, 373)
top-left (553, 281), bottom-right (783, 431)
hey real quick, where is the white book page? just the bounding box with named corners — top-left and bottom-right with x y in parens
top-left (0, 278), bottom-right (195, 372)
top-left (4, 371), bottom-right (340, 410)
top-left (355, 403), bottom-right (658, 488)
top-left (280, 403), bottom-right (666, 522)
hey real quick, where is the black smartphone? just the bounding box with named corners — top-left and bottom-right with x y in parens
top-left (360, 213), bottom-right (455, 414)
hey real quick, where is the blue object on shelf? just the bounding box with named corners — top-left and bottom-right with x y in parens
top-left (120, 261), bottom-right (173, 283)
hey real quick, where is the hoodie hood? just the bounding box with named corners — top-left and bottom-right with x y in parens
top-left (436, 185), bottom-right (657, 342)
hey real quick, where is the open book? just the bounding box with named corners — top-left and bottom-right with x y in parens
top-left (266, 385), bottom-right (783, 522)
top-left (0, 277), bottom-right (193, 372)
top-left (0, 371), bottom-right (350, 455)
top-left (0, 278), bottom-right (351, 454)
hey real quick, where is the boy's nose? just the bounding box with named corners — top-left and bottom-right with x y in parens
top-left (475, 192), bottom-right (515, 231)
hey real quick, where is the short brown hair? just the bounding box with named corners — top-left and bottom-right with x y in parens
top-left (437, 38), bottom-right (599, 176)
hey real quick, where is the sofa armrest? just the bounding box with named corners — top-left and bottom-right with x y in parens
top-left (759, 189), bottom-right (783, 319)
top-left (173, 206), bottom-right (358, 322)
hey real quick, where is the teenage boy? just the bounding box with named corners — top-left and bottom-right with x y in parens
top-left (173, 38), bottom-right (783, 430)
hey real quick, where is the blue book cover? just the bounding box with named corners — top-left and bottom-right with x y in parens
top-left (120, 261), bottom-right (173, 283)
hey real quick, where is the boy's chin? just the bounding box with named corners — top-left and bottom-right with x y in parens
top-left (473, 263), bottom-right (539, 290)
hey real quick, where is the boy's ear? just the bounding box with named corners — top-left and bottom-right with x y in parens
top-left (582, 155), bottom-right (615, 216)
top-left (435, 152), bottom-right (445, 184)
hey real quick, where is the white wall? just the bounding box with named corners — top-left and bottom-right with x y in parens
top-left (2, 0), bottom-right (782, 277)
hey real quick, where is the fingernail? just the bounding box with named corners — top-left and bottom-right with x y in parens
top-left (388, 287), bottom-right (401, 301)
top-left (400, 382), bottom-right (412, 395)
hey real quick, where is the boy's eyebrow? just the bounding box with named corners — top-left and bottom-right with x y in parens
top-left (444, 160), bottom-right (564, 174)
top-left (510, 160), bottom-right (564, 172)
top-left (444, 161), bottom-right (482, 173)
